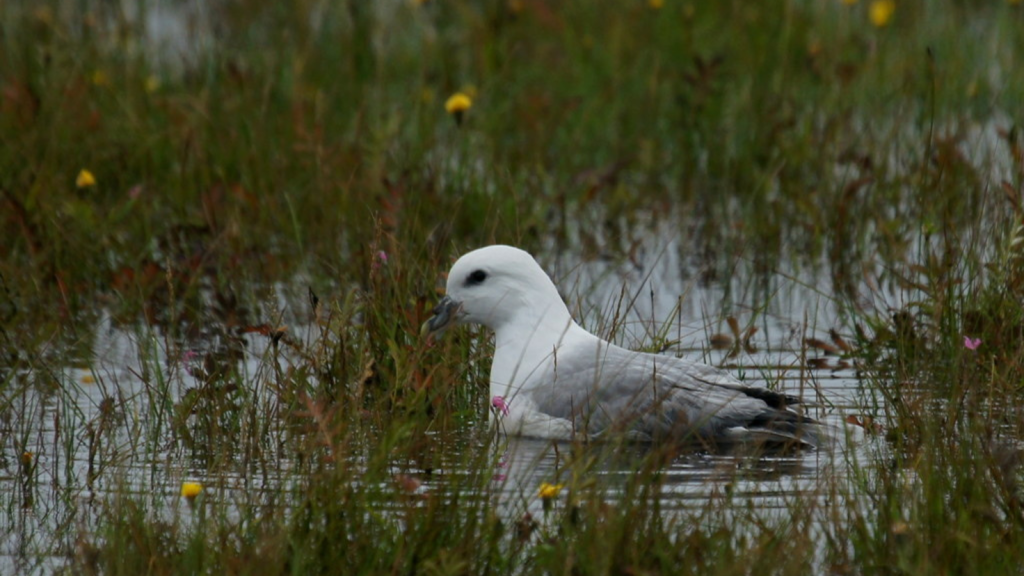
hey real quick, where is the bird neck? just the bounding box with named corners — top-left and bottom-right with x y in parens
top-left (490, 301), bottom-right (584, 396)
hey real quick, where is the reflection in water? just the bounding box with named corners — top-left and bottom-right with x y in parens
top-left (490, 432), bottom-right (855, 516)
top-left (481, 429), bottom-right (875, 572)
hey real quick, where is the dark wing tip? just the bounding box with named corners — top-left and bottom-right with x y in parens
top-left (744, 409), bottom-right (821, 449)
top-left (737, 386), bottom-right (804, 410)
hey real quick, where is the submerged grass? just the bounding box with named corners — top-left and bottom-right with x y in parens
top-left (2, 0), bottom-right (1024, 574)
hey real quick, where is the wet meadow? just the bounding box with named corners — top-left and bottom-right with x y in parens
top-left (2, 0), bottom-right (1024, 574)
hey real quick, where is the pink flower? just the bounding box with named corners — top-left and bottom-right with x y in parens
top-left (372, 250), bottom-right (388, 270)
top-left (491, 396), bottom-right (509, 416)
top-left (181, 349), bottom-right (201, 376)
top-left (963, 336), bottom-right (981, 351)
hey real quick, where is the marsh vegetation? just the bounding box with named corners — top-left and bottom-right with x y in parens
top-left (2, 1), bottom-right (1024, 574)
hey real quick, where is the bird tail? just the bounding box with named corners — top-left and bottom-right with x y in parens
top-left (724, 409), bottom-right (826, 450)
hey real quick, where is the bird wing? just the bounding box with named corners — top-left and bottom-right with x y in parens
top-left (527, 343), bottom-right (814, 444)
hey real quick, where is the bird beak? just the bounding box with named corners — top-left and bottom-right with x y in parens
top-left (422, 295), bottom-right (462, 337)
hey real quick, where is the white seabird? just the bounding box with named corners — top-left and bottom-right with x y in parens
top-left (425, 245), bottom-right (821, 447)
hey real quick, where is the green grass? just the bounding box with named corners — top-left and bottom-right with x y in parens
top-left (2, 0), bottom-right (1024, 574)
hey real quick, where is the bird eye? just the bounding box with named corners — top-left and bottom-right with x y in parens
top-left (466, 269), bottom-right (488, 286)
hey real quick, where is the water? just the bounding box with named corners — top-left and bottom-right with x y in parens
top-left (0, 228), bottom-right (893, 574)
top-left (0, 236), bottom-right (881, 569)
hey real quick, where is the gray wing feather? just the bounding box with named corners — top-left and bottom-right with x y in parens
top-left (529, 345), bottom-right (811, 443)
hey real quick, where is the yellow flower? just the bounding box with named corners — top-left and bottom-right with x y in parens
top-left (91, 70), bottom-right (109, 87)
top-left (649, 0), bottom-right (664, 8)
top-left (869, 0), bottom-right (895, 27)
top-left (445, 92), bottom-right (472, 114)
top-left (445, 92), bottom-right (473, 126)
top-left (76, 169), bottom-right (96, 188)
top-left (144, 75), bottom-right (160, 93)
top-left (537, 482), bottom-right (564, 499)
top-left (181, 481), bottom-right (203, 499)
top-left (81, 374), bottom-right (95, 384)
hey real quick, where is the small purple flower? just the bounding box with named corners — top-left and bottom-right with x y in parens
top-left (963, 336), bottom-right (981, 351)
top-left (181, 349), bottom-right (201, 376)
top-left (491, 396), bottom-right (509, 416)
